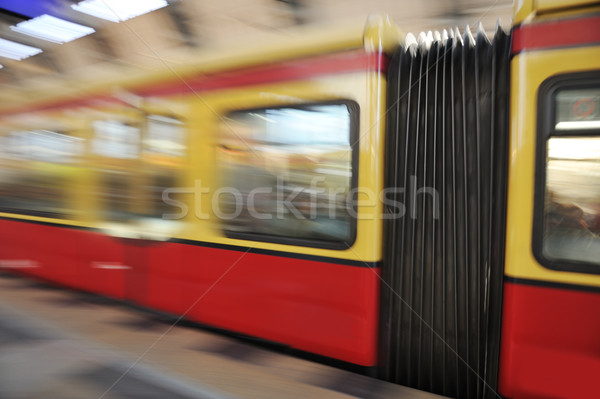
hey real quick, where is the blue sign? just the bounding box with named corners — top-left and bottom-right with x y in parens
top-left (0, 0), bottom-right (60, 18)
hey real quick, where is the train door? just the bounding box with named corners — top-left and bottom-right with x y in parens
top-left (82, 103), bottom-right (187, 311)
top-left (80, 107), bottom-right (143, 299)
top-left (126, 110), bottom-right (187, 314)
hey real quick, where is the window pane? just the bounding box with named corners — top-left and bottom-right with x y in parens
top-left (142, 115), bottom-right (186, 219)
top-left (0, 129), bottom-right (83, 218)
top-left (93, 120), bottom-right (140, 159)
top-left (144, 115), bottom-right (185, 158)
top-left (93, 120), bottom-right (140, 222)
top-left (555, 88), bottom-right (600, 131)
top-left (543, 136), bottom-right (600, 265)
top-left (219, 103), bottom-right (355, 244)
top-left (92, 115), bottom-right (187, 224)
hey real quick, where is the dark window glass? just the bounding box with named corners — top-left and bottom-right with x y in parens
top-left (540, 84), bottom-right (600, 269)
top-left (219, 103), bottom-right (357, 247)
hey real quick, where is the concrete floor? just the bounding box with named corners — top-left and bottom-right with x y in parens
top-left (0, 272), bottom-right (444, 399)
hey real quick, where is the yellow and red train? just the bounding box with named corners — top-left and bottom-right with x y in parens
top-left (1, 1), bottom-right (599, 398)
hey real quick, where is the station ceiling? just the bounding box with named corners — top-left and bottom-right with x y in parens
top-left (0, 0), bottom-right (512, 106)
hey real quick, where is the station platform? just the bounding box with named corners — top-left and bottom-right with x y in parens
top-left (0, 272), bottom-right (443, 399)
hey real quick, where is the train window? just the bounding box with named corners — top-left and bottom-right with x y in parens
top-left (544, 137), bottom-right (600, 265)
top-left (536, 77), bottom-right (600, 272)
top-left (92, 120), bottom-right (140, 159)
top-left (0, 129), bottom-right (84, 219)
top-left (144, 115), bottom-right (185, 157)
top-left (142, 115), bottom-right (186, 219)
top-left (218, 102), bottom-right (358, 248)
top-left (91, 115), bottom-right (187, 226)
top-left (92, 119), bottom-right (141, 222)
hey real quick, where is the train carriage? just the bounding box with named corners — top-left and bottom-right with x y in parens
top-left (0, 0), bottom-right (599, 398)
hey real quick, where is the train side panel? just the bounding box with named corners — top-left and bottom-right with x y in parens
top-left (499, 11), bottom-right (600, 398)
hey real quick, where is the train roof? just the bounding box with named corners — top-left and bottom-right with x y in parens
top-left (514, 0), bottom-right (600, 25)
top-left (0, 16), bottom-right (402, 114)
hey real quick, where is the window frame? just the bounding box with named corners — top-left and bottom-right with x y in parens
top-left (533, 71), bottom-right (600, 275)
top-left (220, 99), bottom-right (360, 250)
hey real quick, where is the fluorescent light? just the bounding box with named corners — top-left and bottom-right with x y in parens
top-left (71, 0), bottom-right (168, 23)
top-left (11, 15), bottom-right (95, 44)
top-left (0, 38), bottom-right (42, 60)
top-left (556, 120), bottom-right (600, 130)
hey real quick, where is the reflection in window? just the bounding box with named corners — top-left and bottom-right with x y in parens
top-left (219, 104), bottom-right (355, 245)
top-left (92, 115), bottom-right (187, 224)
top-left (544, 137), bottom-right (600, 265)
top-left (145, 115), bottom-right (185, 157)
top-left (0, 130), bottom-right (84, 218)
top-left (9, 130), bottom-right (83, 163)
top-left (93, 120), bottom-right (140, 222)
top-left (93, 120), bottom-right (140, 159)
top-left (143, 115), bottom-right (186, 219)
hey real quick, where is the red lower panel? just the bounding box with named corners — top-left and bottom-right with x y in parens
top-left (134, 242), bottom-right (184, 315)
top-left (0, 218), bottom-right (379, 366)
top-left (0, 219), bottom-right (79, 285)
top-left (180, 245), bottom-right (379, 365)
top-left (76, 230), bottom-right (128, 299)
top-left (499, 280), bottom-right (600, 399)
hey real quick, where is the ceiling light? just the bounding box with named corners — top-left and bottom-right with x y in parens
top-left (0, 38), bottom-right (42, 61)
top-left (71, 0), bottom-right (168, 23)
top-left (11, 15), bottom-right (95, 44)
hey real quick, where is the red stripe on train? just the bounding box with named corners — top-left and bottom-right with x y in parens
top-left (135, 50), bottom-right (388, 97)
top-left (512, 14), bottom-right (600, 54)
top-left (498, 280), bottom-right (600, 398)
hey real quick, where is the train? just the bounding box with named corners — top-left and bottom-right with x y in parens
top-left (1, 0), bottom-right (599, 398)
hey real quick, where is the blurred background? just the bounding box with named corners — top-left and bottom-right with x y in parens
top-left (0, 0), bottom-right (512, 107)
